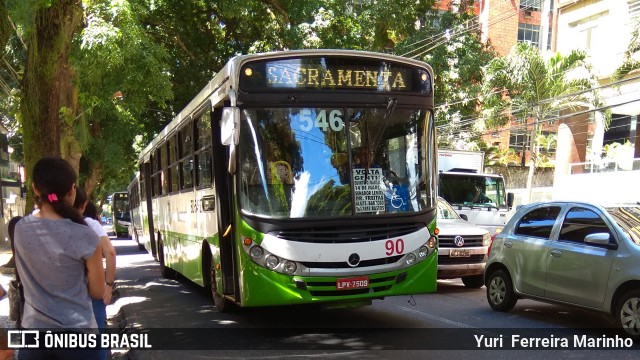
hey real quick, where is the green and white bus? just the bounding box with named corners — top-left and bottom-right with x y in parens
top-left (111, 191), bottom-right (131, 238)
top-left (129, 49), bottom-right (439, 311)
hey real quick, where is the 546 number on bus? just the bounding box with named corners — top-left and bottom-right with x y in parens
top-left (299, 109), bottom-right (344, 132)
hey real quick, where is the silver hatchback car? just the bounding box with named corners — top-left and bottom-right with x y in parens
top-left (484, 201), bottom-right (640, 336)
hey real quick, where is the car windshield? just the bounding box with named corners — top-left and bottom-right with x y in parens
top-left (238, 107), bottom-right (435, 219)
top-left (439, 173), bottom-right (507, 208)
top-left (437, 199), bottom-right (459, 220)
top-left (606, 206), bottom-right (640, 245)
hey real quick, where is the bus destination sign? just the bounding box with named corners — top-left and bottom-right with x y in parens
top-left (239, 57), bottom-right (431, 94)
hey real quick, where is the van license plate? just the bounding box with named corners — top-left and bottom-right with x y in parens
top-left (336, 276), bottom-right (369, 290)
top-left (450, 249), bottom-right (470, 257)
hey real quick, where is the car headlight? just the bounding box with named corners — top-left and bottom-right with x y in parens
top-left (483, 232), bottom-right (491, 246)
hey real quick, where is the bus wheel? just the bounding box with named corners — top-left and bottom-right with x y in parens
top-left (135, 233), bottom-right (144, 251)
top-left (210, 265), bottom-right (232, 312)
top-left (158, 239), bottom-right (174, 279)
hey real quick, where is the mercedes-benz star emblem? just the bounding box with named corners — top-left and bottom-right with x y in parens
top-left (347, 253), bottom-right (361, 267)
top-left (454, 236), bottom-right (465, 247)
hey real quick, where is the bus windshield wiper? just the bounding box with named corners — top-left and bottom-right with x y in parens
top-left (371, 98), bottom-right (397, 151)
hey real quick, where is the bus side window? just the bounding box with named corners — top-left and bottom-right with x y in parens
top-left (180, 121), bottom-right (194, 190)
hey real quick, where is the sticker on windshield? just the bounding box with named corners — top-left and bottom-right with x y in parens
top-left (353, 168), bottom-right (385, 213)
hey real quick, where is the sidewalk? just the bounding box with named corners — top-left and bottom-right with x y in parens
top-left (0, 237), bottom-right (16, 359)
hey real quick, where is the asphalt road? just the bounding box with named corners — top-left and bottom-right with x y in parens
top-left (108, 236), bottom-right (639, 360)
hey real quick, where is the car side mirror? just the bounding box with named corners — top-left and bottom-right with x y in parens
top-left (459, 214), bottom-right (468, 221)
top-left (584, 233), bottom-right (617, 249)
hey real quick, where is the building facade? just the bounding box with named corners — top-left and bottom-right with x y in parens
top-left (554, 0), bottom-right (640, 169)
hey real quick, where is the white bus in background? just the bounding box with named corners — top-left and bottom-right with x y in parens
top-left (437, 149), bottom-right (514, 236)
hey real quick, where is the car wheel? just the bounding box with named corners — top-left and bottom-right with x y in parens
top-left (616, 289), bottom-right (640, 337)
top-left (462, 275), bottom-right (484, 288)
top-left (486, 269), bottom-right (517, 312)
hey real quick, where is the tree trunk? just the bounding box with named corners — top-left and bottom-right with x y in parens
top-left (20, 0), bottom-right (84, 212)
top-left (525, 120), bottom-right (539, 204)
top-left (84, 162), bottom-right (103, 198)
top-left (0, 1), bottom-right (10, 50)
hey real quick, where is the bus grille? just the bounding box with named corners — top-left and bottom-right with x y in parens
top-left (300, 255), bottom-right (403, 269)
top-left (438, 235), bottom-right (485, 248)
top-left (270, 224), bottom-right (423, 244)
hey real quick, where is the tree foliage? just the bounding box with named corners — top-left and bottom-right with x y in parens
top-left (2, 0), bottom-right (498, 210)
top-left (481, 42), bottom-right (608, 203)
top-left (613, 17), bottom-right (640, 81)
top-left (396, 0), bottom-right (496, 150)
top-left (73, 0), bottom-right (173, 202)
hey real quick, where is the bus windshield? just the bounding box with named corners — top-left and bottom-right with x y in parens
top-left (113, 194), bottom-right (131, 222)
top-left (239, 107), bottom-right (432, 218)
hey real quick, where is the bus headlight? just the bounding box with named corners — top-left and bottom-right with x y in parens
top-left (418, 246), bottom-right (429, 258)
top-left (265, 255), bottom-right (279, 269)
top-left (283, 261), bottom-right (297, 274)
top-left (249, 246), bottom-right (263, 258)
top-left (406, 253), bottom-right (417, 265)
top-left (427, 236), bottom-right (437, 248)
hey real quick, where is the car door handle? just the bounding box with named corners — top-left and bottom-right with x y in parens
top-left (550, 250), bottom-right (562, 258)
top-left (504, 241), bottom-right (513, 248)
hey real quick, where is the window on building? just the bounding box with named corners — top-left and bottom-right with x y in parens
top-left (509, 131), bottom-right (528, 152)
top-left (518, 23), bottom-right (540, 47)
top-left (519, 0), bottom-right (541, 11)
top-left (604, 114), bottom-right (632, 146)
top-left (630, 0), bottom-right (640, 19)
top-left (569, 11), bottom-right (608, 51)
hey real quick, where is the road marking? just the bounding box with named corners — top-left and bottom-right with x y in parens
top-left (399, 306), bottom-right (501, 337)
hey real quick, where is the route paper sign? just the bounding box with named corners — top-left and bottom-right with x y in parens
top-left (352, 167), bottom-right (385, 213)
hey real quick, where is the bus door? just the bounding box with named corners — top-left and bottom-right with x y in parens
top-left (143, 161), bottom-right (157, 259)
top-left (212, 107), bottom-right (239, 301)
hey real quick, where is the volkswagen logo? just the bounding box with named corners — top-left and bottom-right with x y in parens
top-left (454, 236), bottom-right (465, 247)
top-left (347, 253), bottom-right (361, 267)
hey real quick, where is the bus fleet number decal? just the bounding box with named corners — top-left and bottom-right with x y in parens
top-left (299, 109), bottom-right (344, 132)
top-left (385, 239), bottom-right (405, 256)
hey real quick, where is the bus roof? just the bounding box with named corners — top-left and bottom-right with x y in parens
top-left (137, 49), bottom-right (434, 162)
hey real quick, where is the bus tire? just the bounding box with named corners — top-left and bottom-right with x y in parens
top-left (135, 232), bottom-right (144, 251)
top-left (202, 244), bottom-right (212, 289)
top-left (158, 239), bottom-right (174, 279)
top-left (210, 265), bottom-right (233, 312)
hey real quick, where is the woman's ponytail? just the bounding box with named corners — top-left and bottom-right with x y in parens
top-left (32, 157), bottom-right (87, 225)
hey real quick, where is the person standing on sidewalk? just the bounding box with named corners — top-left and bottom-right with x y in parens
top-left (74, 187), bottom-right (116, 360)
top-left (14, 157), bottom-right (104, 360)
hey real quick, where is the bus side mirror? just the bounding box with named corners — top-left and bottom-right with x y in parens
top-left (507, 192), bottom-right (514, 209)
top-left (221, 107), bottom-right (239, 146)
